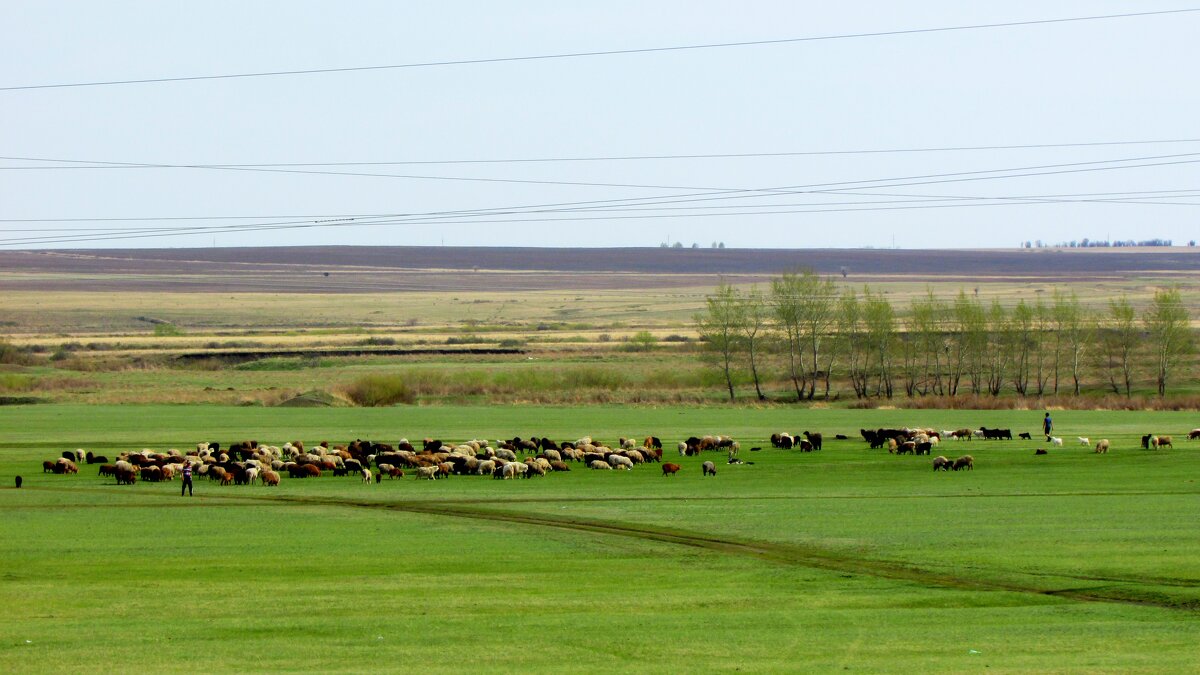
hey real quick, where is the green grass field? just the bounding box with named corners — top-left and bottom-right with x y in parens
top-left (1, 405), bottom-right (1197, 672)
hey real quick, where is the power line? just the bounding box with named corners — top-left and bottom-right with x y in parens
top-left (4, 151), bottom-right (1198, 246)
top-left (5, 138), bottom-right (1200, 167)
top-left (3, 8), bottom-right (1197, 92)
top-left (2, 150), bottom-right (1197, 203)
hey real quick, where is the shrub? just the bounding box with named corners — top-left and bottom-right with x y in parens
top-left (342, 374), bottom-right (415, 406)
top-left (622, 331), bottom-right (659, 352)
top-left (153, 323), bottom-right (184, 337)
top-left (359, 336), bottom-right (397, 346)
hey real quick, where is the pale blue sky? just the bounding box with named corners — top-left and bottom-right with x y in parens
top-left (2, 1), bottom-right (1198, 249)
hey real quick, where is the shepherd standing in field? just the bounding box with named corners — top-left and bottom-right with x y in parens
top-left (181, 462), bottom-right (193, 497)
top-left (1043, 412), bottom-right (1053, 441)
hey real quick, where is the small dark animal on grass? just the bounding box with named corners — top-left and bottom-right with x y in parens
top-left (834, 434), bottom-right (848, 440)
top-left (728, 457), bottom-right (744, 464)
top-left (661, 463), bottom-right (681, 476)
top-left (749, 447), bottom-right (761, 452)
top-left (14, 476), bottom-right (22, 488)
top-left (1019, 432), bottom-right (1032, 440)
top-left (1035, 448), bottom-right (1048, 455)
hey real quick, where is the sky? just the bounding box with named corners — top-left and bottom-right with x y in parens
top-left (1, 1), bottom-right (1198, 250)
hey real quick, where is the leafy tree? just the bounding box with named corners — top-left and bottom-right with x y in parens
top-left (770, 270), bottom-right (838, 400)
top-left (1098, 296), bottom-right (1138, 396)
top-left (1050, 289), bottom-right (1087, 395)
top-left (839, 288), bottom-right (868, 398)
top-left (863, 288), bottom-right (895, 398)
top-left (1144, 287), bottom-right (1193, 397)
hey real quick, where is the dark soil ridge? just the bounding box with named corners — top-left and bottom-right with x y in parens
top-left (7, 245), bottom-right (1200, 277)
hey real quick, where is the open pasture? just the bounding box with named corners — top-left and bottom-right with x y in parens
top-left (1, 405), bottom-right (1197, 672)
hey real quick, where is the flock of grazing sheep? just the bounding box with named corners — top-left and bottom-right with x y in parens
top-left (29, 426), bottom-right (1200, 488)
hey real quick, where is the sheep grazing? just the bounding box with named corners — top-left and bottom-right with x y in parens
top-left (931, 456), bottom-right (951, 471)
top-left (802, 432), bottom-right (822, 451)
top-left (661, 463), bottom-right (681, 476)
top-left (1189, 428), bottom-right (1200, 441)
top-left (261, 470), bottom-right (280, 486)
top-left (1078, 437), bottom-right (1090, 447)
top-left (1034, 448), bottom-right (1048, 456)
top-left (701, 461), bottom-right (716, 476)
top-left (676, 441), bottom-right (687, 456)
top-left (951, 455), bottom-right (974, 471)
top-left (1050, 437), bottom-right (1063, 447)
top-left (1154, 436), bottom-right (1174, 449)
top-left (416, 466), bottom-right (438, 480)
top-left (1094, 439), bottom-right (1110, 454)
top-left (361, 468), bottom-right (373, 483)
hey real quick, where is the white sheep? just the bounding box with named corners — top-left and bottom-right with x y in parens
top-left (1078, 437), bottom-right (1090, 446)
top-left (361, 468), bottom-right (373, 483)
top-left (1050, 437), bottom-right (1063, 447)
top-left (608, 455), bottom-right (634, 470)
top-left (588, 460), bottom-right (613, 470)
top-left (416, 466), bottom-right (438, 480)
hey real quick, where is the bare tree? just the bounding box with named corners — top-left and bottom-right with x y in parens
top-left (1144, 287), bottom-right (1193, 397)
top-left (695, 281), bottom-right (743, 401)
top-left (739, 286), bottom-right (770, 401)
top-left (985, 301), bottom-right (1012, 396)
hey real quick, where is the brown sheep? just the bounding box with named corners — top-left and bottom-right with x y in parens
top-left (1094, 439), bottom-right (1110, 454)
top-left (931, 456), bottom-right (951, 471)
top-left (661, 463), bottom-right (681, 476)
top-left (261, 470), bottom-right (280, 486)
top-left (951, 455), bottom-right (974, 471)
top-left (42, 460), bottom-right (55, 473)
top-left (1154, 436), bottom-right (1173, 449)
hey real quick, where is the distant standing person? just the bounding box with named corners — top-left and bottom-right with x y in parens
top-left (181, 462), bottom-right (193, 496)
top-left (1043, 412), bottom-right (1053, 441)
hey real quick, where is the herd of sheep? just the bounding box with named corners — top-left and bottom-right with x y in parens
top-left (30, 425), bottom-right (1199, 488)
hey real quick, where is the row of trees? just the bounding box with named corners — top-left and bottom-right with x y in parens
top-left (696, 271), bottom-right (1194, 402)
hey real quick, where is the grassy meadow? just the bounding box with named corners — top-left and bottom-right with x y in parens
top-left (1, 405), bottom-right (1198, 672)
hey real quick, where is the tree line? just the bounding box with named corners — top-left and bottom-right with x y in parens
top-left (695, 271), bottom-right (1194, 402)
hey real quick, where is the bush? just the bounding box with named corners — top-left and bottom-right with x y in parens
top-left (342, 374), bottom-right (415, 406)
top-left (359, 336), bottom-right (397, 346)
top-left (622, 331), bottom-right (659, 352)
top-left (153, 323), bottom-right (184, 337)
top-left (497, 338), bottom-right (526, 348)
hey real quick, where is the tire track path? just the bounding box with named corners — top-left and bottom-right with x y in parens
top-left (266, 493), bottom-right (1199, 613)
